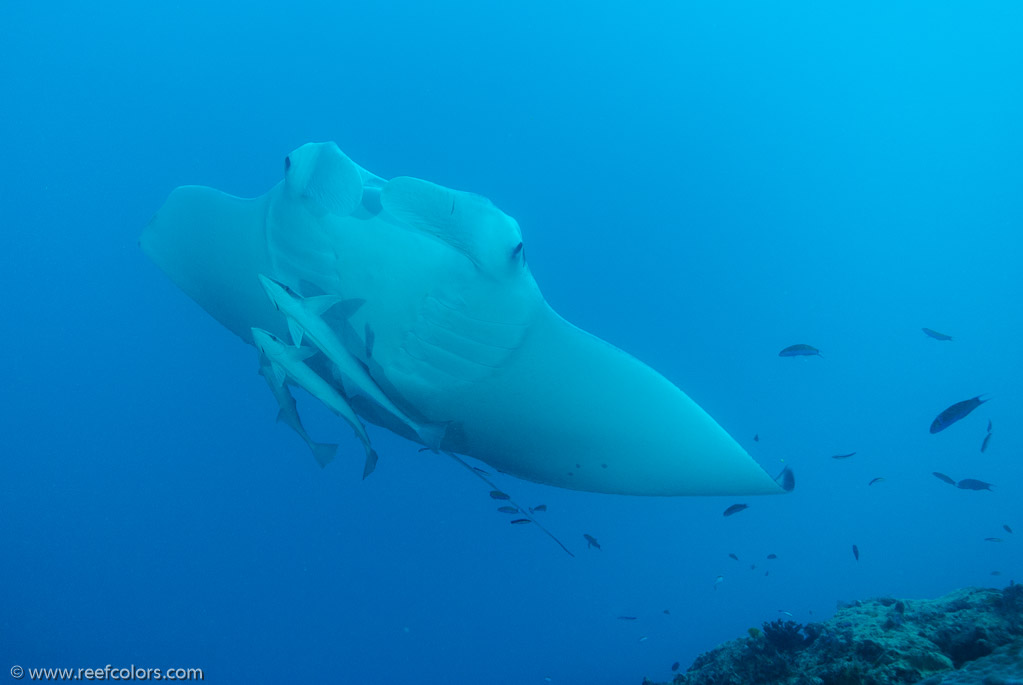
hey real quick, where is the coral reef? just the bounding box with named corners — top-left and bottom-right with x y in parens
top-left (646, 584), bottom-right (1023, 685)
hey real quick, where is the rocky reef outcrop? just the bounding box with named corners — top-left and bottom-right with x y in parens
top-left (645, 584), bottom-right (1023, 685)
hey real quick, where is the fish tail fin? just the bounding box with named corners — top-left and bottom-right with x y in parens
top-left (310, 441), bottom-right (339, 468)
top-left (416, 421), bottom-right (449, 452)
top-left (362, 448), bottom-right (379, 479)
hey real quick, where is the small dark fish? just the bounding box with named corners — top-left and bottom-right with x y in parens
top-left (930, 395), bottom-right (989, 434)
top-left (489, 490), bottom-right (510, 500)
top-left (922, 327), bottom-right (953, 341)
top-left (728, 553), bottom-right (739, 561)
top-left (617, 616), bottom-right (637, 621)
top-left (779, 343), bottom-right (821, 357)
top-left (957, 478), bottom-right (994, 491)
top-left (933, 471), bottom-right (956, 485)
top-left (765, 571), bottom-right (770, 576)
top-left (663, 609), bottom-right (670, 615)
top-left (672, 662), bottom-right (680, 672)
top-left (754, 433), bottom-right (760, 442)
top-left (497, 506), bottom-right (518, 514)
top-left (583, 533), bottom-right (601, 550)
top-left (529, 504), bottom-right (547, 513)
top-left (992, 571), bottom-right (1002, 576)
top-left (723, 503), bottom-right (749, 517)
top-left (766, 554), bottom-right (778, 560)
top-left (832, 452), bottom-right (857, 460)
top-left (868, 477), bottom-right (885, 486)
top-left (510, 518), bottom-right (531, 525)
top-left (600, 463), bottom-right (608, 468)
top-left (985, 537), bottom-right (1003, 543)
top-left (987, 419), bottom-right (993, 433)
top-left (981, 433), bottom-right (992, 453)
top-left (749, 563), bottom-right (756, 570)
top-left (1004, 524), bottom-right (1013, 534)
top-left (852, 544), bottom-right (860, 561)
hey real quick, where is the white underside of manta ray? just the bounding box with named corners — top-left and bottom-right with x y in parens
top-left (141, 141), bottom-right (792, 497)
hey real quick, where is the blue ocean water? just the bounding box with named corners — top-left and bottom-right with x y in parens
top-left (2, 2), bottom-right (1021, 683)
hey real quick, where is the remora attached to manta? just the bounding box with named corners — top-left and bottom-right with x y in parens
top-left (141, 141), bottom-right (792, 496)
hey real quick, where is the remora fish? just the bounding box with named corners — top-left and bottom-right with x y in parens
top-left (252, 328), bottom-right (378, 478)
top-left (257, 360), bottom-right (338, 468)
top-left (930, 395), bottom-right (989, 434)
top-left (779, 344), bottom-right (821, 357)
top-left (258, 275), bottom-right (445, 450)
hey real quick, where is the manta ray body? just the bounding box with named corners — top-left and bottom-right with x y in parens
top-left (142, 142), bottom-right (789, 497)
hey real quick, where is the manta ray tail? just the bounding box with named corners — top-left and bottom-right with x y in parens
top-left (443, 451), bottom-right (575, 558)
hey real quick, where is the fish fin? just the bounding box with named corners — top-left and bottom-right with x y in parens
top-left (266, 361), bottom-right (287, 389)
top-left (310, 441), bottom-right (338, 468)
top-left (380, 176), bottom-right (521, 271)
top-left (319, 298), bottom-right (367, 330)
top-left (362, 448), bottom-right (379, 479)
top-left (303, 294), bottom-right (350, 317)
top-left (285, 142), bottom-right (364, 218)
top-left (287, 318), bottom-right (305, 347)
top-left (416, 421), bottom-right (449, 452)
top-left (287, 346), bottom-right (318, 362)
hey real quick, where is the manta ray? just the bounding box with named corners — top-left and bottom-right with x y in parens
top-left (141, 141), bottom-right (792, 497)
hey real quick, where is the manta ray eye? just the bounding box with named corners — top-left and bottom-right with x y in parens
top-left (284, 156), bottom-right (291, 172)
